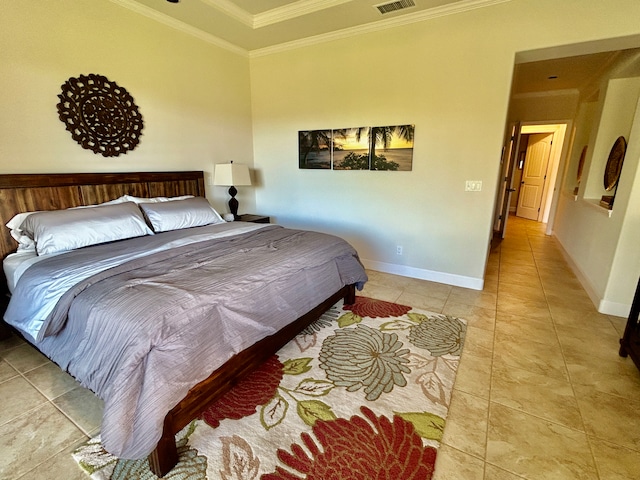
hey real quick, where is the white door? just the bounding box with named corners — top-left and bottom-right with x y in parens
top-left (516, 133), bottom-right (553, 221)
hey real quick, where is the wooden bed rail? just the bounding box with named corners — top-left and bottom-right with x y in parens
top-left (148, 283), bottom-right (356, 477)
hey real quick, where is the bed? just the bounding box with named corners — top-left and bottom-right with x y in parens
top-left (0, 171), bottom-right (367, 476)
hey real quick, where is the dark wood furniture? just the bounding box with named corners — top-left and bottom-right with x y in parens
top-left (0, 171), bottom-right (355, 476)
top-left (0, 292), bottom-right (10, 340)
top-left (619, 275), bottom-right (640, 372)
top-left (238, 214), bottom-right (270, 223)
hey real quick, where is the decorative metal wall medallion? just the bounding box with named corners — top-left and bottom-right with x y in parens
top-left (56, 74), bottom-right (143, 157)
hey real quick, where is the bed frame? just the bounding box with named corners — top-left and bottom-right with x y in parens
top-left (0, 171), bottom-right (356, 476)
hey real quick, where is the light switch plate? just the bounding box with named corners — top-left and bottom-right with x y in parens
top-left (465, 180), bottom-right (482, 192)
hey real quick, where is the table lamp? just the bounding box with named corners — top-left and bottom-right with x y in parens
top-left (213, 162), bottom-right (252, 221)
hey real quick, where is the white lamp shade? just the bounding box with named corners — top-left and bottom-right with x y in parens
top-left (213, 163), bottom-right (252, 186)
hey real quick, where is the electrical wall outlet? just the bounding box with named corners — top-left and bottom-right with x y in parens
top-left (465, 180), bottom-right (482, 192)
top-left (396, 245), bottom-right (403, 255)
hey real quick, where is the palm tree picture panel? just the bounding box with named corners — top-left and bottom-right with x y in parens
top-left (299, 125), bottom-right (414, 171)
top-left (299, 130), bottom-right (332, 169)
top-left (370, 125), bottom-right (414, 171)
top-left (333, 127), bottom-right (371, 170)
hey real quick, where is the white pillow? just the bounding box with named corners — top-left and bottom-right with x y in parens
top-left (138, 197), bottom-right (224, 233)
top-left (6, 212), bottom-right (36, 251)
top-left (5, 197), bottom-right (130, 252)
top-left (20, 202), bottom-right (153, 255)
top-left (123, 194), bottom-right (194, 204)
top-left (73, 196), bottom-right (129, 208)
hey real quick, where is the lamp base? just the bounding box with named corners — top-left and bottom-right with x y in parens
top-left (227, 185), bottom-right (240, 221)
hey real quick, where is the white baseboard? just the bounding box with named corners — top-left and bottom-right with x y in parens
top-left (554, 236), bottom-right (631, 317)
top-left (598, 299), bottom-right (631, 318)
top-left (361, 259), bottom-right (484, 291)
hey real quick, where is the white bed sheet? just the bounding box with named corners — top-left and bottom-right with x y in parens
top-left (3, 250), bottom-right (49, 294)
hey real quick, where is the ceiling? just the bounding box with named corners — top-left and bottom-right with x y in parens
top-left (124, 0), bottom-right (502, 52)
top-left (512, 47), bottom-right (640, 98)
top-left (120, 0), bottom-right (637, 96)
top-left (512, 51), bottom-right (622, 97)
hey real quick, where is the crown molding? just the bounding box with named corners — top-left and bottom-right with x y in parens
top-left (200, 0), bottom-right (253, 27)
top-left (254, 0), bottom-right (354, 28)
top-left (251, 0), bottom-right (512, 57)
top-left (511, 89), bottom-right (580, 100)
top-left (200, 0), bottom-right (354, 28)
top-left (109, 0), bottom-right (511, 58)
top-left (108, 0), bottom-right (249, 56)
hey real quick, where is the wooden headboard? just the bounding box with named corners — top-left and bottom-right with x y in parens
top-left (0, 171), bottom-right (205, 292)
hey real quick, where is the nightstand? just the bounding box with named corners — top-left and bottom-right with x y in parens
top-left (237, 214), bottom-right (270, 224)
top-left (0, 292), bottom-right (12, 340)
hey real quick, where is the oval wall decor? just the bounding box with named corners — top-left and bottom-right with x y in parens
top-left (603, 136), bottom-right (626, 191)
top-left (56, 74), bottom-right (143, 157)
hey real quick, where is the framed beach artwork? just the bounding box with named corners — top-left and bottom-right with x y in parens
top-left (299, 125), bottom-right (415, 171)
top-left (369, 124), bottom-right (414, 171)
top-left (298, 130), bottom-right (332, 169)
top-left (332, 127), bottom-right (371, 170)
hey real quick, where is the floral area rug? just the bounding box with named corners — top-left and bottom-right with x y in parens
top-left (73, 296), bottom-right (467, 479)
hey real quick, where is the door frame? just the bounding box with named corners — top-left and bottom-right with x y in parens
top-left (493, 122), bottom-right (520, 238)
top-left (521, 122), bottom-right (571, 232)
top-left (493, 120), bottom-right (573, 235)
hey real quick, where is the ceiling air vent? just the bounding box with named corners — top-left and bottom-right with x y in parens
top-left (375, 0), bottom-right (416, 15)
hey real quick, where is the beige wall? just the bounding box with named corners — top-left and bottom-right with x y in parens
top-left (0, 0), bottom-right (255, 215)
top-left (564, 102), bottom-right (599, 197)
top-left (554, 75), bottom-right (640, 315)
top-left (250, 0), bottom-right (640, 290)
top-left (509, 92), bottom-right (579, 124)
top-left (607, 105), bottom-right (640, 311)
top-left (584, 78), bottom-right (640, 200)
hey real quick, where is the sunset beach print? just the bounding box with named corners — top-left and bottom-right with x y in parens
top-left (299, 124), bottom-right (414, 171)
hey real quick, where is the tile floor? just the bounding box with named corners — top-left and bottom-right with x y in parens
top-left (1, 216), bottom-right (639, 479)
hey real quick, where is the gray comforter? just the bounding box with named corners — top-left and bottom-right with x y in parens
top-left (4, 224), bottom-right (367, 459)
